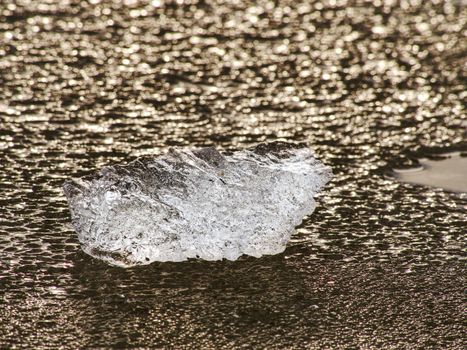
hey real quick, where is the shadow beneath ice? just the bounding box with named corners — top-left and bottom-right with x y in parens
top-left (67, 249), bottom-right (336, 347)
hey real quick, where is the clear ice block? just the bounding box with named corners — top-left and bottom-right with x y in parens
top-left (63, 142), bottom-right (332, 267)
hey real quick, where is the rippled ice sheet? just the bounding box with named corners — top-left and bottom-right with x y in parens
top-left (0, 0), bottom-right (466, 349)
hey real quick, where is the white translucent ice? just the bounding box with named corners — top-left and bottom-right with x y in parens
top-left (63, 143), bottom-right (332, 267)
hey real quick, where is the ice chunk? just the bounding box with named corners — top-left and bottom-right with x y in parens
top-left (63, 142), bottom-right (332, 267)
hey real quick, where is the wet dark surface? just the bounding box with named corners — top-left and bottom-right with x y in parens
top-left (0, 0), bottom-right (466, 349)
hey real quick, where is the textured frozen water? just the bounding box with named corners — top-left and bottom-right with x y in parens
top-left (63, 142), bottom-right (332, 267)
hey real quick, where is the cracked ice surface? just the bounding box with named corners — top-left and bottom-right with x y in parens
top-left (63, 142), bottom-right (332, 267)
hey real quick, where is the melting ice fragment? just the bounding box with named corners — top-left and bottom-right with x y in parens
top-left (63, 142), bottom-right (332, 267)
top-left (392, 151), bottom-right (467, 193)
